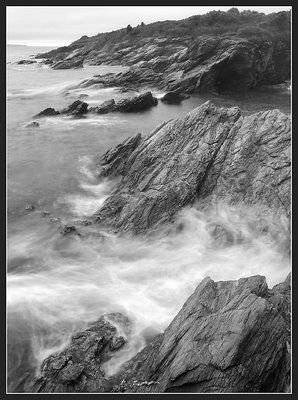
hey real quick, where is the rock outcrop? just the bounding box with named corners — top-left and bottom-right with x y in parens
top-left (94, 101), bottom-right (291, 234)
top-left (34, 92), bottom-right (158, 119)
top-left (36, 10), bottom-right (290, 93)
top-left (61, 100), bottom-right (89, 117)
top-left (161, 90), bottom-right (190, 104)
top-left (31, 274), bottom-right (291, 393)
top-left (32, 314), bottom-right (130, 393)
top-left (17, 59), bottom-right (37, 65)
top-left (35, 108), bottom-right (60, 117)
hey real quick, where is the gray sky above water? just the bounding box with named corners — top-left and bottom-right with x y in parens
top-left (7, 6), bottom-right (292, 47)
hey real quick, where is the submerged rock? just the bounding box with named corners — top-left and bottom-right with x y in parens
top-left (95, 101), bottom-right (290, 234)
top-left (25, 121), bottom-right (39, 128)
top-left (25, 204), bottom-right (35, 212)
top-left (59, 225), bottom-right (81, 236)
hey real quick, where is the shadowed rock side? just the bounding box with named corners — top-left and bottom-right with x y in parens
top-left (71, 38), bottom-right (276, 94)
top-left (31, 274), bottom-right (291, 393)
top-left (94, 101), bottom-right (291, 235)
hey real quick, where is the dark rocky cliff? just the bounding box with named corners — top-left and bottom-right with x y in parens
top-left (36, 10), bottom-right (290, 93)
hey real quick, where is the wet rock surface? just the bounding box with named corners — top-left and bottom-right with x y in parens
top-left (34, 92), bottom-right (158, 119)
top-left (31, 274), bottom-right (291, 393)
top-left (160, 90), bottom-right (190, 104)
top-left (95, 101), bottom-right (290, 234)
top-left (32, 315), bottom-right (129, 393)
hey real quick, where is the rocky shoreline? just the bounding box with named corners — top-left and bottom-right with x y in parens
top-left (10, 9), bottom-right (291, 393)
top-left (16, 100), bottom-right (291, 393)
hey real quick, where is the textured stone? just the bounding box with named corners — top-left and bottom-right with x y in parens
top-left (94, 101), bottom-right (290, 234)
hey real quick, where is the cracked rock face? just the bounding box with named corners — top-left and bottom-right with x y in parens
top-left (37, 30), bottom-right (290, 93)
top-left (94, 101), bottom-right (291, 235)
top-left (111, 274), bottom-right (291, 393)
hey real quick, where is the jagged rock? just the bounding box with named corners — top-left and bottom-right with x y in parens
top-left (89, 99), bottom-right (116, 114)
top-left (31, 315), bottom-right (131, 393)
top-left (35, 108), bottom-right (60, 117)
top-left (37, 10), bottom-right (290, 92)
top-left (160, 90), bottom-right (190, 104)
top-left (17, 59), bottom-right (37, 65)
top-left (52, 58), bottom-right (84, 70)
top-left (114, 92), bottom-right (158, 112)
top-left (25, 121), bottom-right (39, 128)
top-left (95, 101), bottom-right (290, 234)
top-left (61, 100), bottom-right (89, 117)
top-left (111, 274), bottom-right (291, 393)
top-left (30, 274), bottom-right (291, 393)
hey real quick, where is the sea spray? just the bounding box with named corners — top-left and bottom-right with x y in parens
top-left (7, 196), bottom-right (290, 380)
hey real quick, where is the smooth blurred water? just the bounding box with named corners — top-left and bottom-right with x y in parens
top-left (7, 45), bottom-right (291, 392)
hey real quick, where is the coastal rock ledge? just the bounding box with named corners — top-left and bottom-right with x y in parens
top-left (31, 274), bottom-right (291, 393)
top-left (95, 101), bottom-right (290, 235)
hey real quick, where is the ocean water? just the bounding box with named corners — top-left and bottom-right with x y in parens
top-left (7, 45), bottom-right (291, 392)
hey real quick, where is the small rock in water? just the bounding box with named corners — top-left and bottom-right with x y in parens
top-left (78, 93), bottom-right (89, 98)
top-left (25, 204), bottom-right (35, 212)
top-left (35, 107), bottom-right (60, 118)
top-left (160, 90), bottom-right (190, 104)
top-left (17, 59), bottom-right (37, 65)
top-left (74, 219), bottom-right (92, 226)
top-left (59, 225), bottom-right (81, 236)
top-left (50, 217), bottom-right (61, 223)
top-left (109, 336), bottom-right (126, 351)
top-left (41, 210), bottom-right (51, 217)
top-left (25, 121), bottom-right (39, 128)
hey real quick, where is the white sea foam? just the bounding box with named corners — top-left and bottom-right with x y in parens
top-left (7, 200), bottom-right (290, 376)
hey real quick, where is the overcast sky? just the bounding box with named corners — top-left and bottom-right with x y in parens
top-left (7, 6), bottom-right (291, 47)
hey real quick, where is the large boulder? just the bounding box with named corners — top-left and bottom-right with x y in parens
top-left (94, 101), bottom-right (290, 234)
top-left (114, 91), bottom-right (158, 112)
top-left (160, 90), bottom-right (190, 104)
